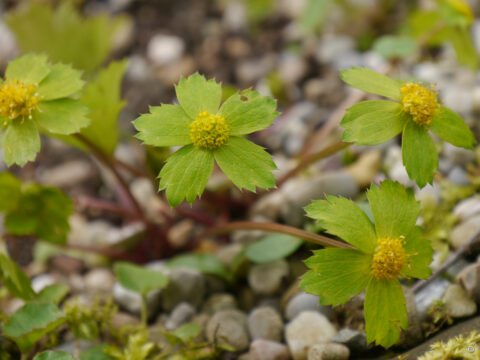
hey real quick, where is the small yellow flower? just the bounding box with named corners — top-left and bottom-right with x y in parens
top-left (189, 110), bottom-right (230, 150)
top-left (400, 82), bottom-right (440, 126)
top-left (0, 79), bottom-right (39, 123)
top-left (371, 237), bottom-right (406, 280)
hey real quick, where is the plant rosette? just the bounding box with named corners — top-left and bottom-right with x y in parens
top-left (0, 53), bottom-right (89, 166)
top-left (301, 180), bottom-right (433, 347)
top-left (134, 73), bottom-right (279, 206)
top-left (340, 67), bottom-right (475, 187)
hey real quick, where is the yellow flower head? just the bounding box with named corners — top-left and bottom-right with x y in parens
top-left (189, 110), bottom-right (230, 150)
top-left (400, 82), bottom-right (440, 127)
top-left (0, 79), bottom-right (39, 123)
top-left (371, 237), bottom-right (406, 280)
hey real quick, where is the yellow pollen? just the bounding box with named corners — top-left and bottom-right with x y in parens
top-left (400, 82), bottom-right (440, 127)
top-left (0, 79), bottom-right (39, 123)
top-left (371, 237), bottom-right (406, 280)
top-left (189, 111), bottom-right (229, 150)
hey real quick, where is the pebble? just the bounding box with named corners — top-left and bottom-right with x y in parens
top-left (447, 166), bottom-right (469, 186)
top-left (250, 339), bottom-right (291, 360)
top-left (167, 220), bottom-right (195, 249)
top-left (38, 160), bottom-right (95, 189)
top-left (284, 292), bottom-right (333, 321)
top-left (278, 52), bottom-right (307, 84)
top-left (248, 259), bottom-right (289, 296)
top-left (332, 328), bottom-right (369, 354)
top-left (456, 261), bottom-right (480, 303)
top-left (450, 214), bottom-right (480, 249)
top-left (147, 34), bottom-right (185, 66)
top-left (216, 243), bottom-right (245, 267)
top-left (84, 268), bottom-right (115, 296)
top-left (112, 282), bottom-right (162, 318)
top-left (161, 268), bottom-right (206, 311)
top-left (442, 284), bottom-right (477, 319)
top-left (165, 302), bottom-right (196, 330)
top-left (223, 1), bottom-right (247, 32)
top-left (442, 143), bottom-right (476, 166)
top-left (453, 196), bottom-right (480, 222)
top-left (0, 20), bottom-right (18, 68)
top-left (285, 311), bottom-right (337, 360)
top-left (248, 306), bottom-right (284, 342)
top-left (315, 35), bottom-right (355, 64)
top-left (203, 293), bottom-right (237, 314)
top-left (236, 55), bottom-right (276, 84)
top-left (398, 287), bottom-right (423, 348)
top-left (345, 150), bottom-right (381, 187)
top-left (206, 309), bottom-right (249, 351)
top-left (31, 274), bottom-right (56, 293)
top-left (307, 343), bottom-right (350, 360)
top-left (415, 278), bottom-right (451, 321)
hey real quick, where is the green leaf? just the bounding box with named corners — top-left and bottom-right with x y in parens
top-left (0, 252), bottom-right (35, 300)
top-left (219, 89), bottom-right (279, 136)
top-left (5, 53), bottom-right (51, 85)
top-left (402, 226), bottom-right (433, 279)
top-left (402, 121), bottom-right (438, 188)
top-left (364, 278), bottom-right (407, 347)
top-left (300, 0), bottom-right (332, 31)
top-left (448, 25), bottom-right (478, 70)
top-left (80, 345), bottom-right (115, 360)
top-left (34, 351), bottom-right (75, 360)
top-left (342, 108), bottom-right (409, 145)
top-left (79, 60), bottom-right (128, 155)
top-left (430, 106), bottom-right (475, 149)
top-left (305, 195), bottom-right (377, 253)
top-left (366, 180), bottom-right (420, 240)
top-left (175, 73), bottom-right (222, 119)
top-left (341, 100), bottom-right (401, 125)
top-left (35, 99), bottom-right (90, 135)
top-left (114, 261), bottom-right (168, 296)
top-left (168, 253), bottom-right (228, 279)
top-left (214, 136), bottom-right (276, 192)
top-left (159, 145), bottom-right (214, 207)
top-left (245, 234), bottom-right (303, 264)
top-left (4, 185), bottom-right (73, 244)
top-left (3, 302), bottom-right (66, 353)
top-left (36, 283), bottom-right (70, 305)
top-left (340, 67), bottom-right (402, 100)
top-left (172, 322), bottom-right (202, 343)
top-left (134, 105), bottom-right (192, 147)
top-left (0, 172), bottom-right (21, 212)
top-left (301, 248), bottom-right (372, 306)
top-left (3, 119), bottom-right (41, 167)
top-left (6, 2), bottom-right (130, 72)
top-left (373, 35), bottom-right (418, 60)
top-left (37, 63), bottom-right (85, 100)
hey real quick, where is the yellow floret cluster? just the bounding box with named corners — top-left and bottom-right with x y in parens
top-left (189, 111), bottom-right (230, 150)
top-left (371, 237), bottom-right (406, 280)
top-left (400, 82), bottom-right (440, 127)
top-left (0, 79), bottom-right (39, 123)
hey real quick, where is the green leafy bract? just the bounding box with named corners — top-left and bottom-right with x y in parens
top-left (3, 302), bottom-right (66, 353)
top-left (373, 35), bottom-right (418, 60)
top-left (168, 253), bottom-right (228, 279)
top-left (0, 172), bottom-right (21, 212)
top-left (36, 283), bottom-right (70, 305)
top-left (34, 351), bottom-right (75, 360)
top-left (340, 67), bottom-right (402, 100)
top-left (301, 180), bottom-right (433, 348)
top-left (245, 234), bottom-right (303, 264)
top-left (134, 73), bottom-right (279, 206)
top-left (114, 261), bottom-right (168, 296)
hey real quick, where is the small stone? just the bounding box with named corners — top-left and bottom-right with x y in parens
top-left (285, 311), bottom-right (337, 360)
top-left (113, 282), bottom-right (162, 318)
top-left (333, 328), bottom-right (369, 354)
top-left (415, 278), bottom-right (451, 321)
top-left (316, 35), bottom-right (355, 64)
top-left (453, 196), bottom-right (480, 222)
top-left (308, 343), bottom-right (350, 360)
top-left (450, 214), bottom-right (480, 249)
top-left (345, 150), bottom-right (381, 187)
top-left (248, 259), bottom-right (289, 296)
top-left (250, 339), bottom-right (291, 360)
top-left (216, 243), bottom-right (245, 266)
top-left (38, 160), bottom-right (95, 189)
top-left (456, 261), bottom-right (480, 303)
top-left (206, 309), bottom-right (249, 351)
top-left (31, 274), bottom-right (56, 293)
top-left (398, 287), bottom-right (423, 348)
top-left (165, 302), bottom-right (196, 330)
top-left (447, 166), bottom-right (469, 186)
top-left (443, 142), bottom-right (476, 166)
top-left (285, 292), bottom-right (333, 321)
top-left (162, 268), bottom-right (206, 311)
top-left (203, 293), bottom-right (237, 314)
top-left (247, 306), bottom-right (283, 342)
top-left (278, 52), bottom-right (307, 84)
top-left (147, 34), bottom-right (185, 66)
top-left (167, 220), bottom-right (195, 249)
top-left (84, 268), bottom-right (115, 296)
top-left (223, 1), bottom-right (247, 32)
top-left (442, 284), bottom-right (477, 319)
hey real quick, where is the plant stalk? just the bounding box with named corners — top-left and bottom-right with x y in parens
top-left (208, 221), bottom-right (354, 249)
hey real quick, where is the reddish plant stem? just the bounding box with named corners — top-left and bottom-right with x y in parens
top-left (207, 221), bottom-right (354, 249)
top-left (74, 134), bottom-right (144, 220)
top-left (113, 157), bottom-right (149, 178)
top-left (64, 243), bottom-right (138, 261)
top-left (176, 206), bottom-right (217, 227)
top-left (75, 196), bottom-right (136, 218)
top-left (277, 141), bottom-right (352, 187)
